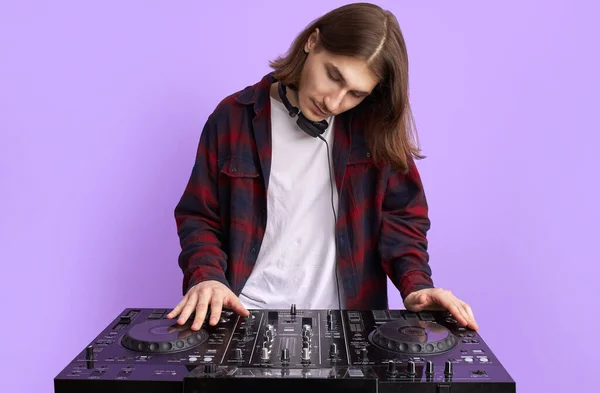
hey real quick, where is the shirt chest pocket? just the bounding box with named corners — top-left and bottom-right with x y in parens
top-left (346, 144), bottom-right (374, 175)
top-left (219, 156), bottom-right (260, 179)
top-left (218, 156), bottom-right (261, 223)
top-left (345, 144), bottom-right (378, 202)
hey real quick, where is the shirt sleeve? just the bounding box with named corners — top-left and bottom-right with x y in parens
top-left (378, 158), bottom-right (435, 300)
top-left (174, 112), bottom-right (230, 295)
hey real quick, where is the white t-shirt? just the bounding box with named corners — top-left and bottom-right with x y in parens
top-left (238, 97), bottom-right (346, 309)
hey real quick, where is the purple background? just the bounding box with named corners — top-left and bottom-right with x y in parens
top-left (1, 1), bottom-right (598, 392)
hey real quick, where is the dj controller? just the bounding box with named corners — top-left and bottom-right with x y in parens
top-left (54, 307), bottom-right (515, 393)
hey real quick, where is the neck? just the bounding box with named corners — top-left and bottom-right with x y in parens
top-left (270, 82), bottom-right (300, 108)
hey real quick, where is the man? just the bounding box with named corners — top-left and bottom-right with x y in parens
top-left (167, 3), bottom-right (478, 332)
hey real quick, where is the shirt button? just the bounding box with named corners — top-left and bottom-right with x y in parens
top-left (250, 247), bottom-right (257, 254)
top-left (366, 153), bottom-right (371, 158)
top-left (231, 167), bottom-right (238, 172)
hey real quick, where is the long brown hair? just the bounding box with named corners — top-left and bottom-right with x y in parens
top-left (269, 3), bottom-right (424, 173)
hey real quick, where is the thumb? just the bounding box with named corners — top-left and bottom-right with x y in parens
top-left (404, 290), bottom-right (437, 312)
top-left (225, 295), bottom-right (250, 317)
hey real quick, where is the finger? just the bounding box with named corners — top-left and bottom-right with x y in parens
top-left (177, 293), bottom-right (198, 325)
top-left (191, 290), bottom-right (212, 331)
top-left (224, 295), bottom-right (250, 317)
top-left (166, 297), bottom-right (188, 319)
top-left (456, 302), bottom-right (472, 328)
top-left (461, 302), bottom-right (479, 330)
top-left (446, 302), bottom-right (470, 327)
top-left (447, 299), bottom-right (470, 328)
top-left (436, 291), bottom-right (470, 326)
top-left (167, 324), bottom-right (187, 334)
top-left (209, 296), bottom-right (224, 326)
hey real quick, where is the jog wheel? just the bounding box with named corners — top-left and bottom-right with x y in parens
top-left (121, 319), bottom-right (208, 354)
top-left (368, 319), bottom-right (458, 355)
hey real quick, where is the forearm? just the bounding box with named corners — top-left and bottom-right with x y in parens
top-left (175, 113), bottom-right (229, 295)
top-left (176, 200), bottom-right (230, 294)
top-left (379, 161), bottom-right (434, 300)
top-left (380, 212), bottom-right (433, 299)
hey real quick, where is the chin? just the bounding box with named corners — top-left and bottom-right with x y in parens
top-left (303, 100), bottom-right (324, 121)
top-left (297, 101), bottom-right (315, 120)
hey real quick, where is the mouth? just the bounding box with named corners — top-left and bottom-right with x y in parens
top-left (312, 100), bottom-right (329, 118)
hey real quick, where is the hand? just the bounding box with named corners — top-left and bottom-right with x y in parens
top-left (166, 280), bottom-right (250, 331)
top-left (403, 288), bottom-right (479, 330)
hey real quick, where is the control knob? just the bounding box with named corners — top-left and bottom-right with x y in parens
top-left (265, 329), bottom-right (274, 341)
top-left (85, 345), bottom-right (94, 361)
top-left (329, 343), bottom-right (338, 357)
top-left (426, 361), bottom-right (434, 376)
top-left (260, 347), bottom-right (270, 362)
top-left (301, 347), bottom-right (311, 362)
top-left (85, 345), bottom-right (95, 369)
top-left (386, 360), bottom-right (397, 377)
top-left (445, 360), bottom-right (453, 376)
top-left (203, 363), bottom-right (217, 374)
top-left (232, 348), bottom-right (243, 361)
top-left (360, 348), bottom-right (368, 361)
top-left (407, 360), bottom-right (416, 376)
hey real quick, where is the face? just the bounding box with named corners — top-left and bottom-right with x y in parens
top-left (297, 29), bottom-right (379, 121)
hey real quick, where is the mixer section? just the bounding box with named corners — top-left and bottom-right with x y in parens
top-left (222, 307), bottom-right (349, 368)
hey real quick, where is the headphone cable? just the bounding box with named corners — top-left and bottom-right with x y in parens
top-left (317, 135), bottom-right (342, 312)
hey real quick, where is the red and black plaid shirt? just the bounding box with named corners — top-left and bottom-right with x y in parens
top-left (174, 73), bottom-right (434, 309)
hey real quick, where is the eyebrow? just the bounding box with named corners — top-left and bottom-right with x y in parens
top-left (327, 62), bottom-right (372, 96)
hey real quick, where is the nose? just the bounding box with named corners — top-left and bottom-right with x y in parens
top-left (324, 89), bottom-right (344, 113)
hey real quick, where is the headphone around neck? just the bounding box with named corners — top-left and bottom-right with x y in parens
top-left (277, 82), bottom-right (330, 138)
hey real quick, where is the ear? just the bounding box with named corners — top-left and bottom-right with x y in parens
top-left (304, 28), bottom-right (320, 52)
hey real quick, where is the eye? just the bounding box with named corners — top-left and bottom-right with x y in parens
top-left (327, 71), bottom-right (341, 82)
